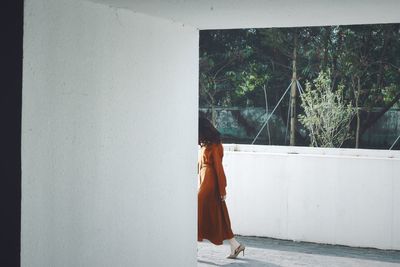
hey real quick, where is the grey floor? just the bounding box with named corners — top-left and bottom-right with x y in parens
top-left (197, 236), bottom-right (400, 267)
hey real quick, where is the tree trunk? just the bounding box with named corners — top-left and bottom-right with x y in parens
top-left (209, 80), bottom-right (217, 125)
top-left (355, 76), bottom-right (360, 148)
top-left (377, 27), bottom-right (389, 90)
top-left (331, 27), bottom-right (342, 89)
top-left (210, 103), bottom-right (216, 126)
top-left (290, 31), bottom-right (298, 146)
top-left (323, 26), bottom-right (330, 71)
top-left (206, 90), bottom-right (217, 126)
top-left (263, 85), bottom-right (271, 145)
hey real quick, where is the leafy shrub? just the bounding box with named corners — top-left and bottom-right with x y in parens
top-left (298, 71), bottom-right (355, 147)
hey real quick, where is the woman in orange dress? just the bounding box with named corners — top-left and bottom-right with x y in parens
top-left (198, 117), bottom-right (245, 259)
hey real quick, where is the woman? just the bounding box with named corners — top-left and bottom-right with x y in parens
top-left (198, 117), bottom-right (245, 259)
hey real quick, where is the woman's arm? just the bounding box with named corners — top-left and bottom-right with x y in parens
top-left (212, 143), bottom-right (227, 198)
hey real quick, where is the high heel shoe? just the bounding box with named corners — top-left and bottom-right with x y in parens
top-left (226, 243), bottom-right (245, 259)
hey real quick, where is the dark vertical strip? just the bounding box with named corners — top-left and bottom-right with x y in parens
top-left (1, 1), bottom-right (23, 266)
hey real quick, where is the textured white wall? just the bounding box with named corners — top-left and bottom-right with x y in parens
top-left (91, 0), bottom-right (400, 30)
top-left (22, 0), bottom-right (198, 266)
top-left (223, 145), bottom-right (400, 250)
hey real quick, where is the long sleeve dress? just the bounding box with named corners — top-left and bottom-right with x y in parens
top-left (198, 143), bottom-right (234, 245)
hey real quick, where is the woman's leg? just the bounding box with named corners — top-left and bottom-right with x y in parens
top-left (228, 237), bottom-right (241, 253)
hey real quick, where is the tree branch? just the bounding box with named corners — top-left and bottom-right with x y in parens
top-left (360, 90), bottom-right (400, 135)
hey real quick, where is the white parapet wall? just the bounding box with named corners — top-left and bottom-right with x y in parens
top-left (222, 144), bottom-right (400, 250)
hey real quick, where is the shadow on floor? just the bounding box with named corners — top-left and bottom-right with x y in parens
top-left (234, 235), bottom-right (400, 264)
top-left (198, 258), bottom-right (282, 267)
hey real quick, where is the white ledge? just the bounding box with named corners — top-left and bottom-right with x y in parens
top-left (223, 144), bottom-right (400, 160)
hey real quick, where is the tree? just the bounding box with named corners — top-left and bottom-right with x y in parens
top-left (298, 71), bottom-right (355, 147)
top-left (199, 30), bottom-right (256, 123)
top-left (289, 29), bottom-right (298, 146)
top-left (336, 24), bottom-right (400, 144)
top-left (199, 24), bottom-right (400, 148)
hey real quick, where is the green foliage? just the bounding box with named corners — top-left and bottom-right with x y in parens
top-left (199, 24), bottom-right (400, 146)
top-left (382, 83), bottom-right (400, 108)
top-left (298, 71), bottom-right (356, 147)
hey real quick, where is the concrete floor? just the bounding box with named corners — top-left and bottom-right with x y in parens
top-left (197, 236), bottom-right (400, 267)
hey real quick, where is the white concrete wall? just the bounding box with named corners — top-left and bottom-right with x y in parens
top-left (22, 0), bottom-right (198, 266)
top-left (223, 144), bottom-right (400, 250)
top-left (91, 0), bottom-right (400, 30)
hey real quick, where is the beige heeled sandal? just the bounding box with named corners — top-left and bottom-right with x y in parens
top-left (227, 243), bottom-right (245, 259)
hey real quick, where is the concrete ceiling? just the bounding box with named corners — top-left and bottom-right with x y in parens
top-left (90, 0), bottom-right (400, 29)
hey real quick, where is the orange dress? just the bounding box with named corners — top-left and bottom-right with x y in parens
top-left (198, 143), bottom-right (234, 245)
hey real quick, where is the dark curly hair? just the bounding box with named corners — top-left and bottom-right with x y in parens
top-left (198, 117), bottom-right (221, 146)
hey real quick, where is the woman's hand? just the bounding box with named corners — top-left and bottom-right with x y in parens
top-left (221, 195), bottom-right (226, 201)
